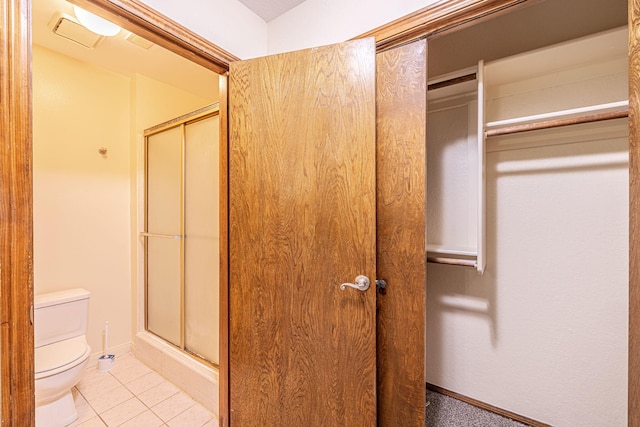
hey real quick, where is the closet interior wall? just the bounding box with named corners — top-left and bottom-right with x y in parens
top-left (425, 0), bottom-right (628, 425)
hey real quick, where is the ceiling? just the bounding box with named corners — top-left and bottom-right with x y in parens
top-left (428, 0), bottom-right (628, 77)
top-left (31, 0), bottom-right (219, 100)
top-left (237, 0), bottom-right (306, 22)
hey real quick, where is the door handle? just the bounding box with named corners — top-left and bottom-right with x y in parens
top-left (340, 275), bottom-right (370, 292)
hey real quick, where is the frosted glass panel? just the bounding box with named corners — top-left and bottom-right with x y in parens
top-left (184, 115), bottom-right (220, 364)
top-left (146, 126), bottom-right (182, 345)
top-left (147, 127), bottom-right (181, 234)
top-left (144, 108), bottom-right (220, 365)
top-left (147, 238), bottom-right (181, 345)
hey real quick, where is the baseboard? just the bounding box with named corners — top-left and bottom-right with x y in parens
top-left (426, 383), bottom-right (551, 427)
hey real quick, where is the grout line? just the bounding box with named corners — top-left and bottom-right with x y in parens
top-left (75, 354), bottom-right (214, 427)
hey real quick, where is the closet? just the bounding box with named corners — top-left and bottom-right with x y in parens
top-left (427, 26), bottom-right (627, 271)
top-left (425, 0), bottom-right (629, 424)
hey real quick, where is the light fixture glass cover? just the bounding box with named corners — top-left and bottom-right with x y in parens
top-left (73, 5), bottom-right (121, 37)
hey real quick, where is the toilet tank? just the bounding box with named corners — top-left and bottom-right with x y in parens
top-left (34, 288), bottom-right (91, 349)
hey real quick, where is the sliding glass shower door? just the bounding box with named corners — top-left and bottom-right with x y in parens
top-left (144, 105), bottom-right (219, 365)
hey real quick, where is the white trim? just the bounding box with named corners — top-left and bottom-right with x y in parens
top-left (426, 245), bottom-right (477, 258)
top-left (476, 59), bottom-right (486, 274)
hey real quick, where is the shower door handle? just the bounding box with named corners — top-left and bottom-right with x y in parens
top-left (140, 232), bottom-right (184, 239)
top-left (340, 275), bottom-right (370, 292)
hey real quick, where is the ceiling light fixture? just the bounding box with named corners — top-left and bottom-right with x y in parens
top-left (73, 5), bottom-right (121, 37)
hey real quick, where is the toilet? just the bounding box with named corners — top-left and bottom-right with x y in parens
top-left (34, 288), bottom-right (91, 427)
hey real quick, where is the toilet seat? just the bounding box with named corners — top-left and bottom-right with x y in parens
top-left (35, 336), bottom-right (90, 380)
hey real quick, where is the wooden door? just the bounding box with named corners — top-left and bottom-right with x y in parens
top-left (228, 38), bottom-right (377, 425)
top-left (376, 40), bottom-right (427, 426)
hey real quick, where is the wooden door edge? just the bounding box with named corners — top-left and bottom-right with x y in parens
top-left (218, 74), bottom-right (230, 427)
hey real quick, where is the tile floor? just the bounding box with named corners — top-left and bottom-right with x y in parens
top-left (69, 353), bottom-right (218, 427)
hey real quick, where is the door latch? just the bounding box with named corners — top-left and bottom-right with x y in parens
top-left (340, 275), bottom-right (370, 292)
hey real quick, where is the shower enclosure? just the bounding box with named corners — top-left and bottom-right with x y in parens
top-left (143, 104), bottom-right (219, 365)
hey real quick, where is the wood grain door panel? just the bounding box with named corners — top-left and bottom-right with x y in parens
top-left (228, 38), bottom-right (377, 426)
top-left (376, 39), bottom-right (427, 426)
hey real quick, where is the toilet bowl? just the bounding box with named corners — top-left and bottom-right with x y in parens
top-left (34, 289), bottom-right (91, 427)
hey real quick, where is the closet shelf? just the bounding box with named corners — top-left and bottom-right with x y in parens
top-left (485, 101), bottom-right (628, 137)
top-left (427, 257), bottom-right (477, 268)
top-left (426, 245), bottom-right (478, 267)
top-left (426, 245), bottom-right (477, 258)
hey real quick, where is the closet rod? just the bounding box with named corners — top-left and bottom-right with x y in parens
top-left (485, 109), bottom-right (629, 138)
top-left (428, 72), bottom-right (476, 91)
top-left (427, 257), bottom-right (477, 268)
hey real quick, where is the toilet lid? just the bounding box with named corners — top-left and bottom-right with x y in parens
top-left (35, 335), bottom-right (90, 379)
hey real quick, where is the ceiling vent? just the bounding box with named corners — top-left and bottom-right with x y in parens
top-left (48, 12), bottom-right (104, 49)
top-left (125, 32), bottom-right (154, 50)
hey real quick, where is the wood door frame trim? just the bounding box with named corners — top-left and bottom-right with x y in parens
top-left (67, 0), bottom-right (240, 74)
top-left (218, 74), bottom-right (230, 427)
top-left (2, 0), bottom-right (637, 425)
top-left (357, 0), bottom-right (530, 51)
top-left (1, 0), bottom-right (35, 424)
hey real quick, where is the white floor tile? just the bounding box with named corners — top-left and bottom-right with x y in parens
top-left (151, 392), bottom-right (196, 422)
top-left (166, 402), bottom-right (213, 427)
top-left (100, 397), bottom-right (147, 426)
top-left (83, 384), bottom-right (134, 414)
top-left (69, 388), bottom-right (97, 426)
top-left (202, 419), bottom-right (219, 427)
top-left (138, 380), bottom-right (180, 408)
top-left (119, 410), bottom-right (165, 427)
top-left (77, 370), bottom-right (121, 399)
top-left (125, 370), bottom-right (165, 395)
top-left (110, 353), bottom-right (147, 374)
top-left (71, 354), bottom-right (215, 427)
top-left (76, 417), bottom-right (107, 427)
top-left (110, 353), bottom-right (136, 372)
top-left (111, 362), bottom-right (152, 385)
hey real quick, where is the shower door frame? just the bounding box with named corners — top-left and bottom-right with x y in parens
top-left (142, 104), bottom-right (221, 366)
top-left (2, 0), bottom-right (640, 425)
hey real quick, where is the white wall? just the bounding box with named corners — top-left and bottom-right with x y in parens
top-left (137, 0), bottom-right (437, 58)
top-left (427, 125), bottom-right (629, 425)
top-left (267, 0), bottom-right (439, 54)
top-left (33, 45), bottom-right (133, 356)
top-left (138, 0), bottom-right (267, 59)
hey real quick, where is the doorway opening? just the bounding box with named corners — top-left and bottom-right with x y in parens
top-left (31, 0), bottom-right (222, 417)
